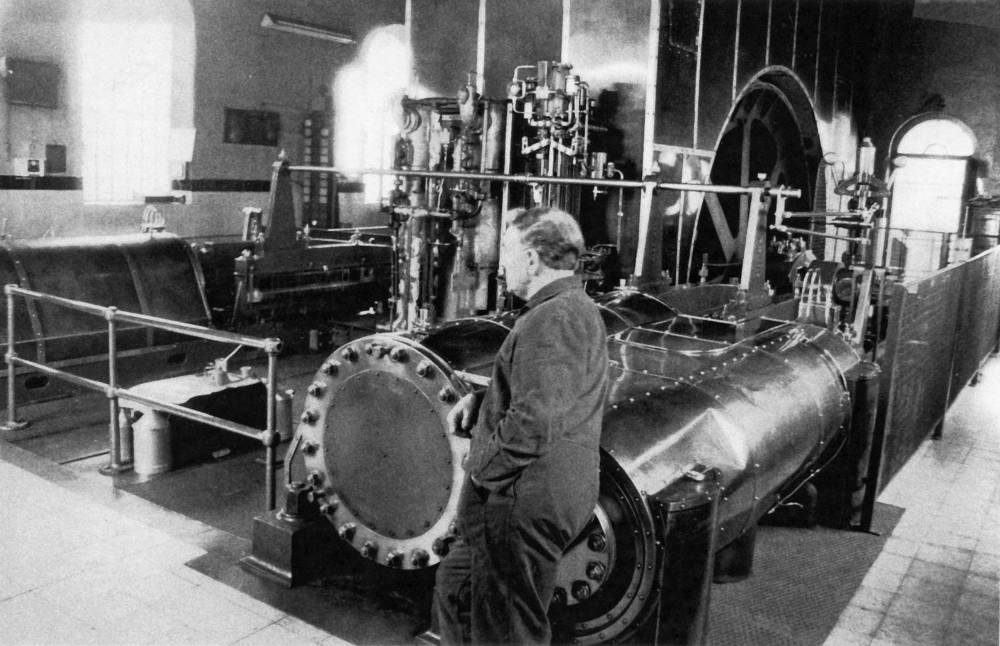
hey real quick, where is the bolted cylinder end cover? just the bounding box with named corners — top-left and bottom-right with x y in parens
top-left (295, 333), bottom-right (469, 570)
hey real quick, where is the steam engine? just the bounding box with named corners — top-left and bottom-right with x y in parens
top-left (257, 286), bottom-right (871, 643)
top-left (234, 61), bottom-right (878, 644)
top-left (0, 56), bottom-right (882, 646)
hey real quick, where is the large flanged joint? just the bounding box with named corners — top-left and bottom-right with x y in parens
top-left (296, 333), bottom-right (470, 570)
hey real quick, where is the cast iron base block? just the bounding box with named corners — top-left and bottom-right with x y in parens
top-left (240, 509), bottom-right (338, 588)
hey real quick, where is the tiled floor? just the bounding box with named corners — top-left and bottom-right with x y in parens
top-left (1, 360), bottom-right (998, 645)
top-left (0, 457), bottom-right (350, 645)
top-left (823, 359), bottom-right (1000, 646)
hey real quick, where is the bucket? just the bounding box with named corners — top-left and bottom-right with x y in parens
top-left (132, 410), bottom-right (172, 475)
top-left (276, 389), bottom-right (295, 441)
top-left (969, 204), bottom-right (1000, 254)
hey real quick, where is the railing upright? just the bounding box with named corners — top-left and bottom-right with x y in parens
top-left (2, 284), bottom-right (283, 510)
top-left (2, 286), bottom-right (28, 432)
top-left (100, 307), bottom-right (127, 475)
top-left (265, 350), bottom-right (279, 510)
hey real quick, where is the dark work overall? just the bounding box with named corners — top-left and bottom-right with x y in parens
top-left (435, 276), bottom-right (608, 645)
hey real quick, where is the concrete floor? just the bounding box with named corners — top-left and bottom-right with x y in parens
top-left (0, 358), bottom-right (998, 645)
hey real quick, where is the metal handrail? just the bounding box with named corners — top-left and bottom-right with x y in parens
top-left (287, 163), bottom-right (804, 199)
top-left (2, 284), bottom-right (284, 510)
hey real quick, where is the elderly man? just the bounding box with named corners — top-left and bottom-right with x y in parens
top-left (434, 206), bottom-right (609, 645)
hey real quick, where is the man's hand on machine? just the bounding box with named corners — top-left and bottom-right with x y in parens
top-left (448, 393), bottom-right (479, 438)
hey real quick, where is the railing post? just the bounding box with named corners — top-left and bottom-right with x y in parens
top-left (263, 338), bottom-right (282, 511)
top-left (99, 306), bottom-right (128, 475)
top-left (2, 285), bottom-right (29, 431)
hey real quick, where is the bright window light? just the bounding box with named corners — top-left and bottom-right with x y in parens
top-left (889, 118), bottom-right (976, 233)
top-left (890, 157), bottom-right (967, 232)
top-left (80, 18), bottom-right (172, 203)
top-left (334, 25), bottom-right (410, 204)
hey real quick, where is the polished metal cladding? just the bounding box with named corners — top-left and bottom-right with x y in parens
top-left (603, 315), bottom-right (857, 539)
top-left (289, 288), bottom-right (860, 643)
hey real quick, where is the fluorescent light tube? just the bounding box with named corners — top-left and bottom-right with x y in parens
top-left (260, 13), bottom-right (356, 45)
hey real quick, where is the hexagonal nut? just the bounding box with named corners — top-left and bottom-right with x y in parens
top-left (360, 541), bottom-right (379, 559)
top-left (321, 361), bottom-right (340, 376)
top-left (587, 531), bottom-right (607, 552)
top-left (337, 523), bottom-right (357, 541)
top-left (410, 549), bottom-right (430, 568)
top-left (571, 580), bottom-right (592, 601)
top-left (341, 346), bottom-right (358, 362)
top-left (300, 409), bottom-right (319, 424)
top-left (306, 471), bottom-right (324, 488)
top-left (307, 382), bottom-right (325, 397)
top-left (416, 360), bottom-right (434, 378)
top-left (302, 441), bottom-right (319, 457)
top-left (365, 343), bottom-right (388, 358)
top-left (438, 387), bottom-right (456, 403)
top-left (319, 499), bottom-right (339, 515)
top-left (432, 535), bottom-right (454, 556)
top-left (389, 347), bottom-right (408, 362)
top-left (586, 561), bottom-right (606, 581)
top-left (385, 550), bottom-right (404, 568)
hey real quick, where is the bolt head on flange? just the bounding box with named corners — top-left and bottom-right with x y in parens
top-left (416, 360), bottom-right (434, 377)
top-left (432, 535), bottom-right (454, 556)
top-left (338, 523), bottom-right (357, 541)
top-left (410, 549), bottom-right (430, 568)
top-left (361, 540), bottom-right (379, 559)
top-left (586, 561), bottom-right (606, 581)
top-left (587, 531), bottom-right (607, 552)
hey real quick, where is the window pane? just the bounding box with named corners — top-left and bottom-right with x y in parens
top-left (890, 157), bottom-right (967, 232)
top-left (897, 119), bottom-right (975, 156)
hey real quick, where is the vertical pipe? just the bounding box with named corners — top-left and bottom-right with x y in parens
top-left (732, 0), bottom-right (743, 105)
top-left (692, 0), bottom-right (706, 149)
top-left (476, 0), bottom-right (486, 95)
top-left (792, 0), bottom-right (800, 66)
top-left (741, 189), bottom-right (764, 290)
top-left (815, 0), bottom-right (824, 100)
top-left (561, 0), bottom-right (571, 62)
top-left (642, 0), bottom-right (661, 175)
top-left (677, 190), bottom-right (687, 284)
top-left (104, 307), bottom-right (123, 473)
top-left (265, 348), bottom-right (279, 511)
top-left (765, 0), bottom-right (773, 66)
top-left (501, 102), bottom-right (514, 218)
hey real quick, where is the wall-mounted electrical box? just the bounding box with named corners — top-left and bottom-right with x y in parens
top-left (13, 158), bottom-right (45, 177)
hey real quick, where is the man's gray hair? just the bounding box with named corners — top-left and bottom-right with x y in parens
top-left (506, 207), bottom-right (584, 270)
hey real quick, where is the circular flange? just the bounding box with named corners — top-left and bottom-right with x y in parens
top-left (299, 333), bottom-right (469, 570)
top-left (550, 451), bottom-right (659, 644)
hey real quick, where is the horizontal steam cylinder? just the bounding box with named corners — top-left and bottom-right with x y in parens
top-left (0, 233), bottom-right (217, 404)
top-left (289, 289), bottom-right (863, 642)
